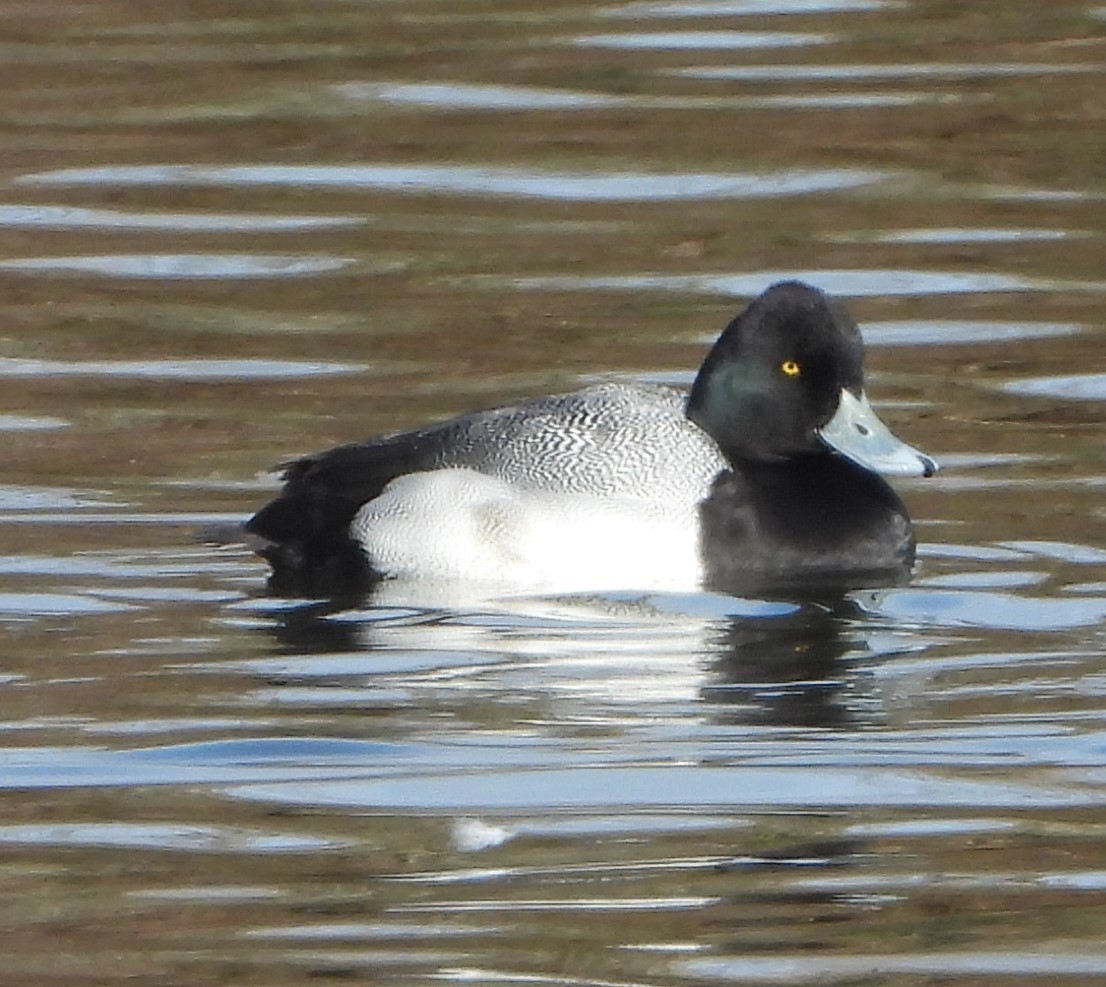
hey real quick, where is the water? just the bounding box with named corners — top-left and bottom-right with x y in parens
top-left (1, 0), bottom-right (1106, 983)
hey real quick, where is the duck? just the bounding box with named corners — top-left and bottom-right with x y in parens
top-left (245, 280), bottom-right (936, 597)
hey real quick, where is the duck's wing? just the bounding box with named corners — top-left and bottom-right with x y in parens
top-left (241, 393), bottom-right (585, 590)
top-left (244, 383), bottom-right (719, 593)
top-left (245, 415), bottom-right (479, 552)
top-left (248, 384), bottom-right (682, 538)
top-left (241, 418), bottom-right (464, 594)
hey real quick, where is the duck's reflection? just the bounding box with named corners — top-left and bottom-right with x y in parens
top-left (256, 578), bottom-right (899, 732)
top-left (703, 594), bottom-right (873, 729)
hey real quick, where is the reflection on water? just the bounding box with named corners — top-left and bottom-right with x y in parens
top-left (0, 591), bottom-right (139, 616)
top-left (0, 822), bottom-right (342, 853)
top-left (505, 268), bottom-right (1070, 296)
top-left (0, 485), bottom-right (114, 510)
top-left (602, 0), bottom-right (892, 15)
top-left (676, 61), bottom-right (1102, 81)
top-left (982, 184), bottom-right (1099, 202)
top-left (0, 253), bottom-right (353, 278)
top-left (19, 162), bottom-right (890, 201)
top-left (571, 30), bottom-right (833, 49)
top-left (0, 357), bottom-right (365, 379)
top-left (861, 320), bottom-right (1081, 346)
top-left (1005, 374), bottom-right (1106, 401)
top-left (729, 92), bottom-right (935, 107)
top-left (334, 80), bottom-right (929, 111)
top-left (2, 0), bottom-right (1106, 982)
top-left (0, 204), bottom-right (364, 232)
top-left (335, 81), bottom-right (628, 111)
top-left (833, 226), bottom-right (1085, 244)
top-left (0, 414), bottom-right (69, 431)
top-left (682, 951), bottom-right (1106, 983)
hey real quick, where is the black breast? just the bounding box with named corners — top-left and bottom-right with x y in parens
top-left (698, 455), bottom-right (916, 595)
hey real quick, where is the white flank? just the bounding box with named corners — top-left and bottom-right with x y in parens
top-left (351, 468), bottom-right (704, 593)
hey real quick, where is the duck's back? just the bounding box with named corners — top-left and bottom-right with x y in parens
top-left (437, 382), bottom-right (725, 498)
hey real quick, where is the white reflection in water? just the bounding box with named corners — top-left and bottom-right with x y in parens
top-left (505, 269), bottom-right (1062, 297)
top-left (603, 0), bottom-right (890, 16)
top-left (674, 61), bottom-right (1100, 81)
top-left (862, 320), bottom-right (1081, 346)
top-left (223, 589), bottom-right (794, 710)
top-left (0, 254), bottom-right (352, 278)
top-left (130, 887), bottom-right (282, 903)
top-left (860, 588), bottom-right (1106, 632)
top-left (999, 541), bottom-right (1106, 565)
top-left (0, 592), bottom-right (138, 616)
top-left (921, 454), bottom-right (1038, 474)
top-left (681, 951), bottom-right (1106, 982)
top-left (572, 30), bottom-right (831, 49)
top-left (913, 571), bottom-right (1048, 590)
top-left (335, 82), bottom-right (625, 110)
top-left (836, 227), bottom-right (1082, 244)
top-left (0, 204), bottom-right (363, 232)
top-left (17, 163), bottom-right (890, 202)
top-left (980, 184), bottom-right (1096, 202)
top-left (1038, 871), bottom-right (1106, 890)
top-left (247, 921), bottom-right (492, 941)
top-left (0, 511), bottom-right (248, 525)
top-left (845, 817), bottom-right (1016, 838)
top-left (0, 414), bottom-right (68, 431)
top-left (0, 357), bottom-right (365, 380)
top-left (0, 745), bottom-right (376, 789)
top-left (738, 93), bottom-right (931, 108)
top-left (0, 41), bottom-right (357, 66)
top-left (1005, 374), bottom-right (1106, 401)
top-left (0, 822), bottom-right (337, 853)
top-left (335, 81), bottom-right (924, 111)
top-left (0, 485), bottom-right (113, 510)
top-left (226, 762), bottom-right (1099, 812)
top-left (451, 818), bottom-right (515, 852)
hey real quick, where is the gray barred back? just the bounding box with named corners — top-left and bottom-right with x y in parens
top-left (428, 381), bottom-right (728, 504)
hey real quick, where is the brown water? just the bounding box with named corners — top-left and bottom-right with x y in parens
top-left (2, 0), bottom-right (1106, 983)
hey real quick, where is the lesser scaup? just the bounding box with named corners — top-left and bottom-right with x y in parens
top-left (246, 280), bottom-right (936, 596)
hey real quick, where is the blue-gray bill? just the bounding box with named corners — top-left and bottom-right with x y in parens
top-left (818, 389), bottom-right (938, 478)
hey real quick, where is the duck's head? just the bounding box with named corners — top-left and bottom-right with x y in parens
top-left (687, 280), bottom-right (937, 477)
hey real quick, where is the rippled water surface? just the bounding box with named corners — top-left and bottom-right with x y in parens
top-left (2, 0), bottom-right (1106, 983)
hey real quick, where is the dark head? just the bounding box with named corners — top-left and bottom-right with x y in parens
top-left (688, 281), bottom-right (936, 477)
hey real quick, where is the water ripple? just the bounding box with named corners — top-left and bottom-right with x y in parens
top-left (674, 61), bottom-right (1100, 81)
top-left (335, 82), bottom-right (625, 111)
top-left (334, 81), bottom-right (927, 112)
top-left (228, 764), bottom-right (1100, 812)
top-left (0, 591), bottom-right (138, 616)
top-left (860, 588), bottom-right (1106, 632)
top-left (0, 357), bottom-right (365, 380)
top-left (1005, 375), bottom-right (1106, 401)
top-left (571, 30), bottom-right (832, 49)
top-left (0, 414), bottom-right (69, 431)
top-left (16, 163), bottom-right (890, 201)
top-left (681, 951), bottom-right (1106, 982)
top-left (603, 0), bottom-right (891, 16)
top-left (0, 822), bottom-right (340, 853)
top-left (0, 254), bottom-right (352, 279)
top-left (0, 204), bottom-right (362, 232)
top-left (833, 227), bottom-right (1084, 245)
top-left (0, 485), bottom-right (113, 510)
top-left (503, 269), bottom-right (1084, 297)
top-left (863, 320), bottom-right (1081, 346)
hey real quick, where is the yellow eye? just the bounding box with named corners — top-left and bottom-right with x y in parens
top-left (780, 359), bottom-right (801, 377)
